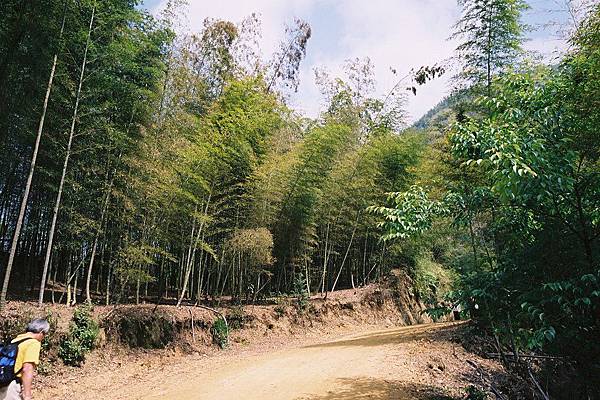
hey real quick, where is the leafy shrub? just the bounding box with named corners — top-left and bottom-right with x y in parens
top-left (464, 385), bottom-right (488, 400)
top-left (211, 317), bottom-right (228, 349)
top-left (58, 305), bottom-right (99, 366)
top-left (423, 305), bottom-right (452, 322)
top-left (414, 252), bottom-right (453, 306)
top-left (292, 273), bottom-right (309, 313)
top-left (58, 338), bottom-right (87, 366)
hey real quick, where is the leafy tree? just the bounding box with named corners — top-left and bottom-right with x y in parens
top-left (371, 6), bottom-right (600, 395)
top-left (267, 18), bottom-right (312, 94)
top-left (451, 0), bottom-right (528, 94)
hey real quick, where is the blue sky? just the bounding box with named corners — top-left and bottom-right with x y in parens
top-left (141, 0), bottom-right (577, 123)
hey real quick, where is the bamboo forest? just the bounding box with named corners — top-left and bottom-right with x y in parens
top-left (0, 0), bottom-right (599, 399)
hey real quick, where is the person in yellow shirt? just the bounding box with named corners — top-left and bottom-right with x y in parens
top-left (0, 319), bottom-right (49, 400)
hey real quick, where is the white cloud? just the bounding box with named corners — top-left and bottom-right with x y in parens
top-left (316, 0), bottom-right (461, 122)
top-left (151, 0), bottom-right (569, 123)
top-left (152, 0), bottom-right (314, 59)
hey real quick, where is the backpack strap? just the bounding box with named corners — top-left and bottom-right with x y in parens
top-left (12, 337), bottom-right (36, 346)
top-left (0, 337), bottom-right (35, 350)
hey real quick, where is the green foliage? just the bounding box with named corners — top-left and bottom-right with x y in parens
top-left (227, 228), bottom-right (275, 295)
top-left (267, 121), bottom-right (355, 277)
top-left (464, 385), bottom-right (488, 400)
top-left (292, 272), bottom-right (310, 312)
top-left (423, 305), bottom-right (452, 322)
top-left (368, 186), bottom-right (447, 241)
top-left (448, 52), bottom-right (600, 358)
top-left (58, 305), bottom-right (99, 367)
top-left (211, 318), bottom-right (229, 349)
top-left (58, 338), bottom-right (88, 367)
top-left (370, 6), bottom-right (600, 393)
top-left (451, 0), bottom-right (528, 91)
top-left (413, 253), bottom-right (454, 306)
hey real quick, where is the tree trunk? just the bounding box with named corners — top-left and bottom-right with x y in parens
top-left (362, 229), bottom-right (368, 286)
top-left (486, 2), bottom-right (493, 99)
top-left (305, 256), bottom-right (310, 295)
top-left (196, 239), bottom-right (207, 300)
top-left (51, 263), bottom-right (58, 304)
top-left (105, 263), bottom-right (112, 306)
top-left (320, 222), bottom-right (331, 296)
top-left (96, 242), bottom-right (104, 294)
top-left (238, 251), bottom-right (243, 302)
top-left (38, 4), bottom-right (95, 307)
top-left (468, 217), bottom-right (478, 265)
top-left (66, 256), bottom-right (72, 306)
top-left (330, 219), bottom-right (358, 294)
top-left (72, 266), bottom-right (79, 306)
top-left (219, 252), bottom-right (232, 299)
top-left (214, 246), bottom-right (225, 299)
top-left (135, 275), bottom-right (141, 305)
top-left (177, 195), bottom-right (211, 307)
top-left (85, 174), bottom-right (113, 304)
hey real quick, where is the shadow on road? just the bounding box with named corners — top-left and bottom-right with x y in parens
top-left (303, 322), bottom-right (466, 349)
top-left (294, 377), bottom-right (455, 400)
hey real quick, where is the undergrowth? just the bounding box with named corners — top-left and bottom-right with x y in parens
top-left (58, 305), bottom-right (99, 366)
top-left (293, 273), bottom-right (310, 313)
top-left (211, 317), bottom-right (228, 348)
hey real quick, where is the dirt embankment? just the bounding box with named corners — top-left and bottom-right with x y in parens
top-left (1, 270), bottom-right (518, 399)
top-left (94, 268), bottom-right (430, 352)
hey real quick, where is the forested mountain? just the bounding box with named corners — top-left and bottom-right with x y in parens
top-left (1, 0), bottom-right (599, 396)
top-left (412, 91), bottom-right (467, 130)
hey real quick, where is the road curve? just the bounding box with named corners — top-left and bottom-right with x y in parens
top-left (138, 322), bottom-right (460, 400)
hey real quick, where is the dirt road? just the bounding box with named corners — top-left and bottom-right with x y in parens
top-left (133, 322), bottom-right (476, 400)
top-left (41, 321), bottom-right (510, 399)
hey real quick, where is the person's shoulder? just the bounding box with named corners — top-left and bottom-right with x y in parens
top-left (20, 336), bottom-right (41, 356)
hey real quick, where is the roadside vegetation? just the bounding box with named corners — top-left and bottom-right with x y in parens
top-left (371, 1), bottom-right (600, 397)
